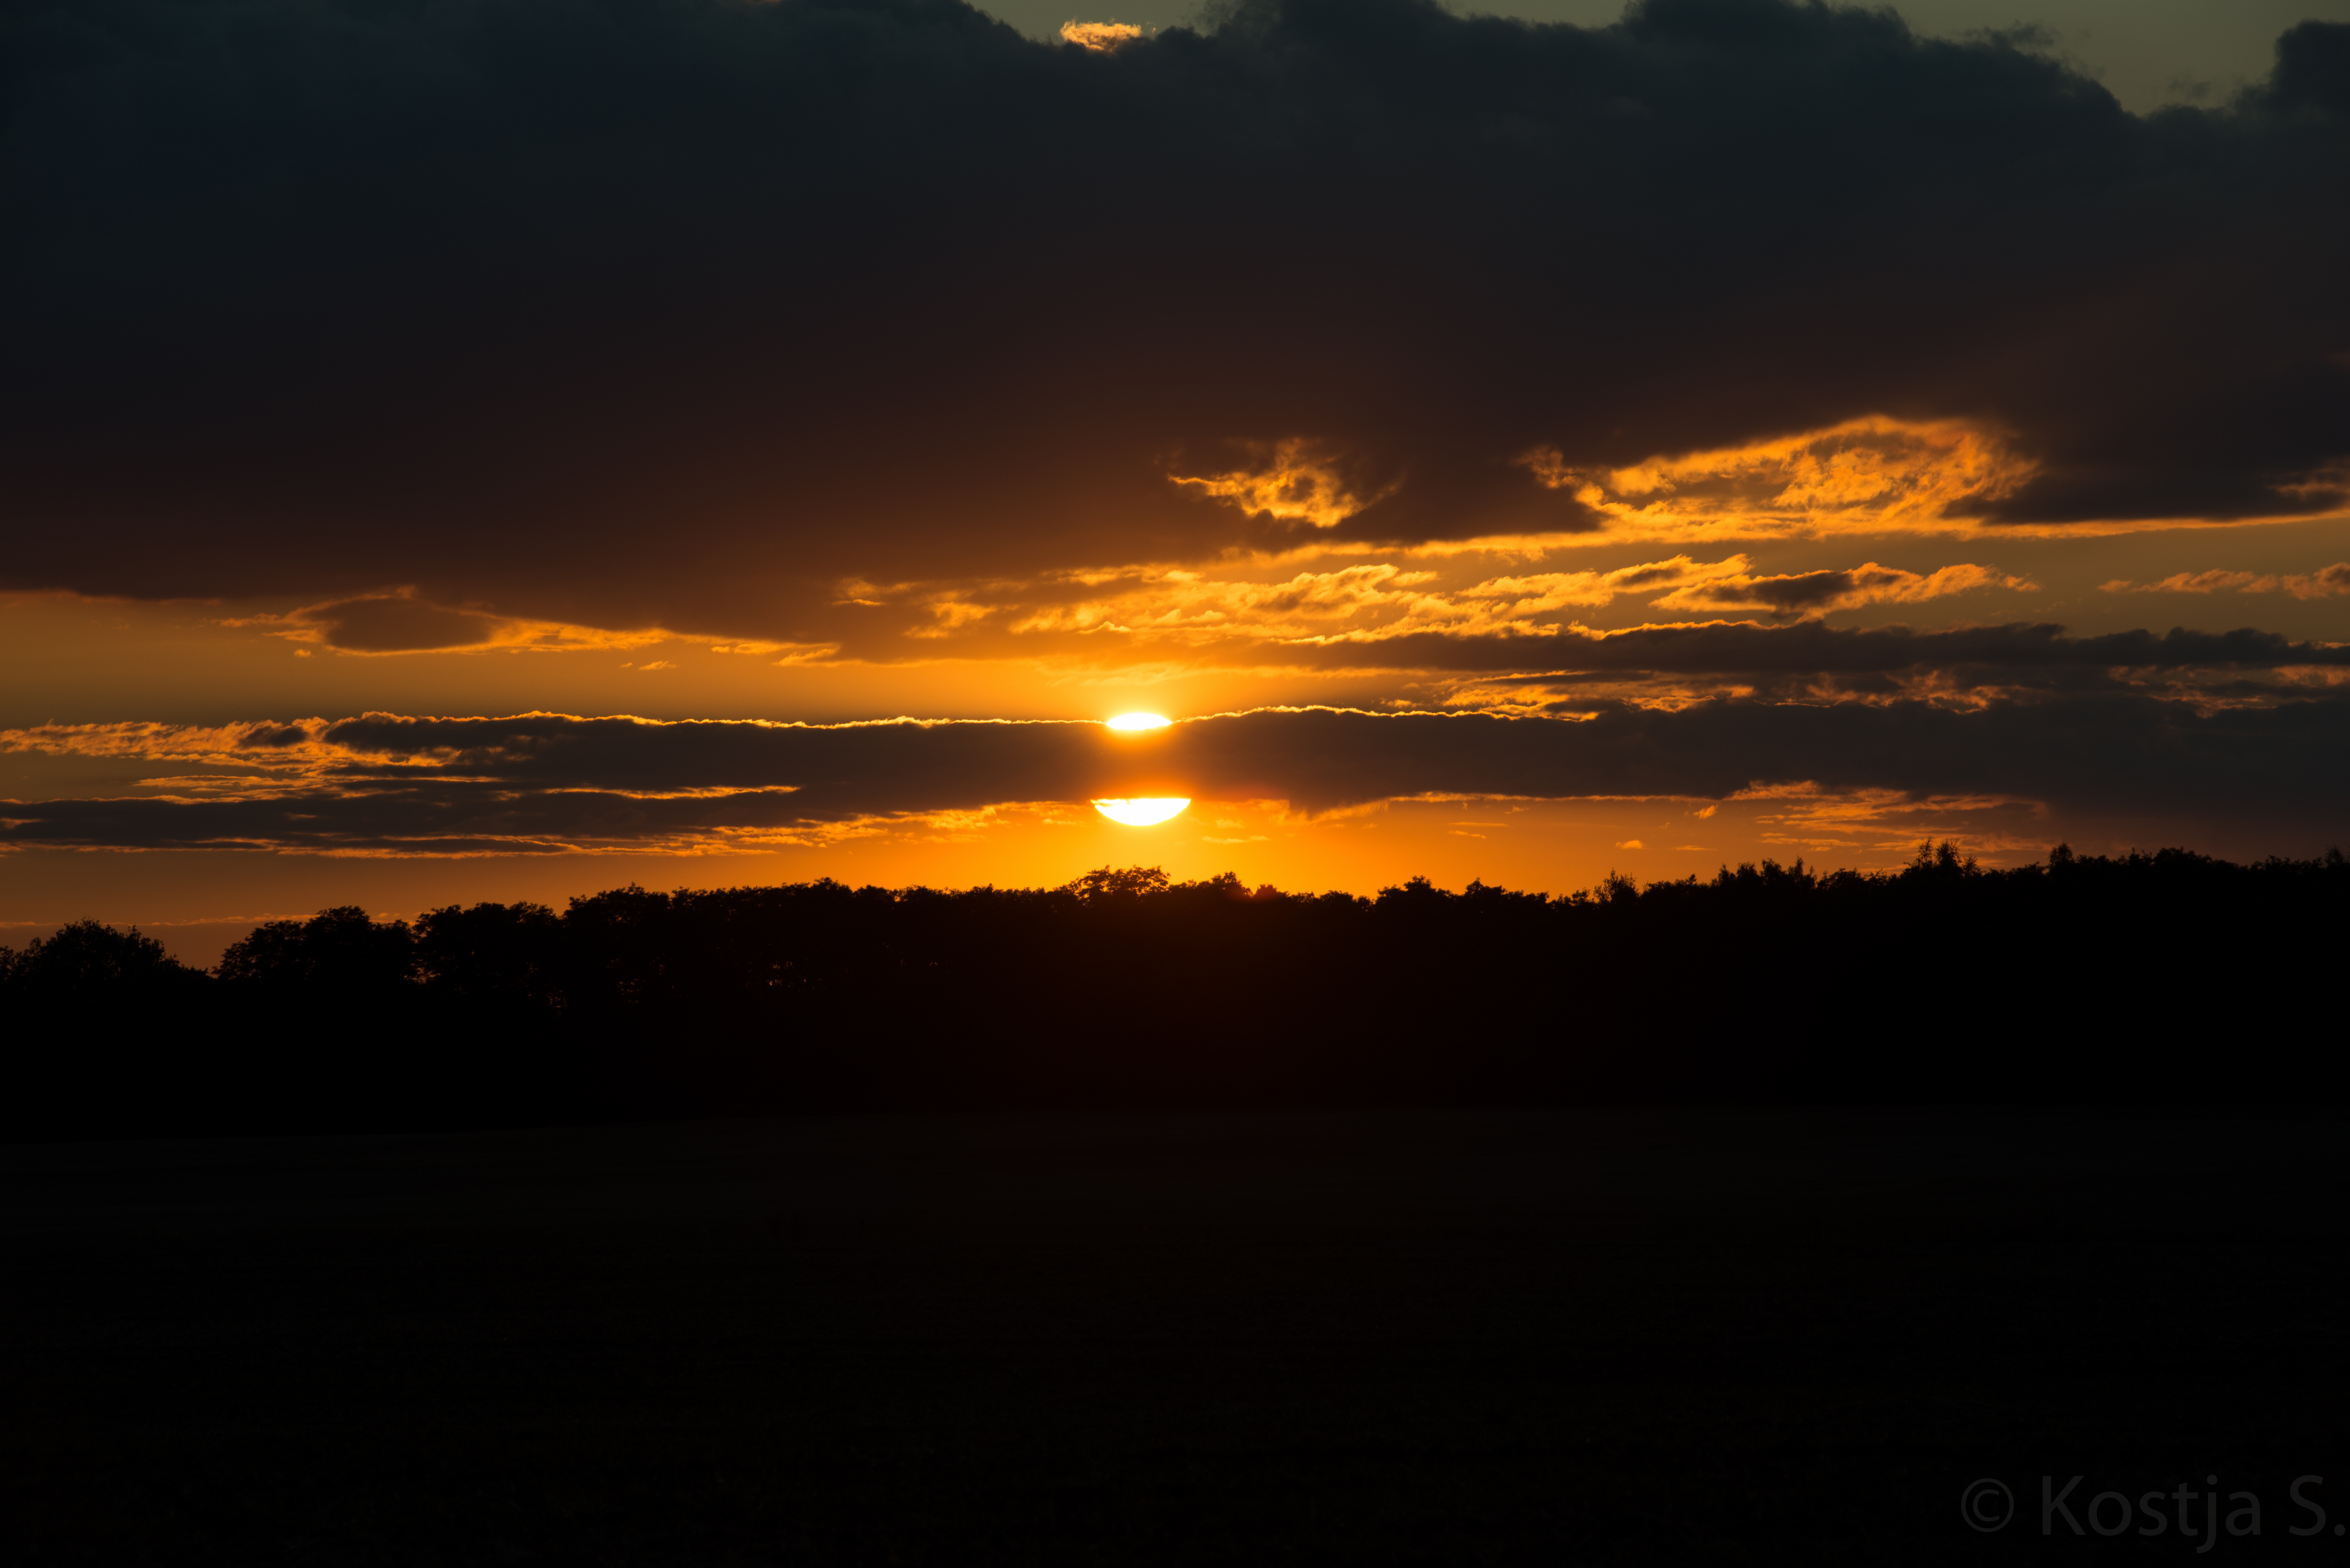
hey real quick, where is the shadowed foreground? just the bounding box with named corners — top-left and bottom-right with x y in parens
top-left (5, 1108), bottom-right (2349, 1564)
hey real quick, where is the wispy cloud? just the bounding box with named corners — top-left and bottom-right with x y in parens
top-left (1520, 418), bottom-right (2041, 544)
top-left (920, 553), bottom-right (2028, 653)
top-left (1059, 19), bottom-right (1144, 52)
top-left (1645, 561), bottom-right (2033, 617)
top-left (223, 588), bottom-right (665, 655)
top-left (2103, 564), bottom-right (2350, 599)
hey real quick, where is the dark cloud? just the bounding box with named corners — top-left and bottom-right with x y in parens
top-left (277, 594), bottom-right (513, 653)
top-left (0, 783), bottom-right (819, 856)
top-left (7, 691), bottom-right (2347, 851)
top-left (1734, 570), bottom-right (1870, 612)
top-left (316, 713), bottom-right (1121, 807)
top-left (4, 0), bottom-right (2346, 639)
top-left (1306, 620), bottom-right (2350, 676)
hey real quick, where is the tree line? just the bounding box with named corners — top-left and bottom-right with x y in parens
top-left (7, 844), bottom-right (2345, 1136)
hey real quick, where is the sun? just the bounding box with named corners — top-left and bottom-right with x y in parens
top-left (1105, 712), bottom-right (1171, 731)
top-left (1093, 797), bottom-right (1190, 826)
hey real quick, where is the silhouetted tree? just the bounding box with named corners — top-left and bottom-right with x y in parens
top-left (8, 846), bottom-right (2348, 1137)
top-left (2, 920), bottom-right (212, 1134)
top-left (4, 920), bottom-right (195, 1000)
top-left (1064, 865), bottom-right (1172, 901)
top-left (415, 901), bottom-right (562, 1009)
top-left (218, 906), bottom-right (416, 997)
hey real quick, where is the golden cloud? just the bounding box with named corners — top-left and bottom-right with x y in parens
top-left (1168, 439), bottom-right (1373, 530)
top-left (985, 551), bottom-right (2023, 650)
top-left (1521, 417), bottom-right (2036, 544)
top-left (224, 588), bottom-right (663, 655)
top-left (1059, 19), bottom-right (1142, 51)
top-left (0, 718), bottom-right (339, 764)
top-left (1647, 561), bottom-right (2034, 617)
top-left (2103, 563), bottom-right (2350, 599)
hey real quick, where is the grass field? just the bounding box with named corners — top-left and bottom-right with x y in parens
top-left (7, 1108), bottom-right (2348, 1563)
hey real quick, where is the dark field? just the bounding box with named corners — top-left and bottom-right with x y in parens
top-left (8, 1109), bottom-right (2350, 1564)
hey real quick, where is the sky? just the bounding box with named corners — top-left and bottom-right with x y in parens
top-left (4, 0), bottom-right (2348, 961)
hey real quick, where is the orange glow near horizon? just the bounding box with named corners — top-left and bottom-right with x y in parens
top-left (1093, 797), bottom-right (1190, 826)
top-left (1105, 712), bottom-right (1172, 730)
top-left (0, 787), bottom-right (2243, 971)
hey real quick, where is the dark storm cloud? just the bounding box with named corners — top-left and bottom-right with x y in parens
top-left (7, 692), bottom-right (2348, 850)
top-left (4, 0), bottom-right (2346, 639)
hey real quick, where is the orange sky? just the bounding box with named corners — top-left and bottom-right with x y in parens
top-left (9, 484), bottom-right (2346, 964)
top-left (6, 0), bottom-right (2349, 960)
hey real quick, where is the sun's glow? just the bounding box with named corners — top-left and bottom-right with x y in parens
top-left (1106, 712), bottom-right (1172, 730)
top-left (1093, 797), bottom-right (1190, 825)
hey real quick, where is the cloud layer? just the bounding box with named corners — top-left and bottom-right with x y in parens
top-left (5, 0), bottom-right (2346, 647)
top-left (8, 640), bottom-right (2347, 853)
top-left (2105, 564), bottom-right (2350, 600)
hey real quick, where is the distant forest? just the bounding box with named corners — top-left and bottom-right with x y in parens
top-left (8, 844), bottom-right (2346, 1135)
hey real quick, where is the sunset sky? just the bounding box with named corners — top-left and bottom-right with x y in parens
top-left (5, 0), bottom-right (2348, 961)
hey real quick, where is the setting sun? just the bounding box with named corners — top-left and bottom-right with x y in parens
top-left (1105, 713), bottom-right (1172, 731)
top-left (1093, 797), bottom-right (1190, 826)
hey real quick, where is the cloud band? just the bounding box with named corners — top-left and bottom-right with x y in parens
top-left (6, 689), bottom-right (2346, 854)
